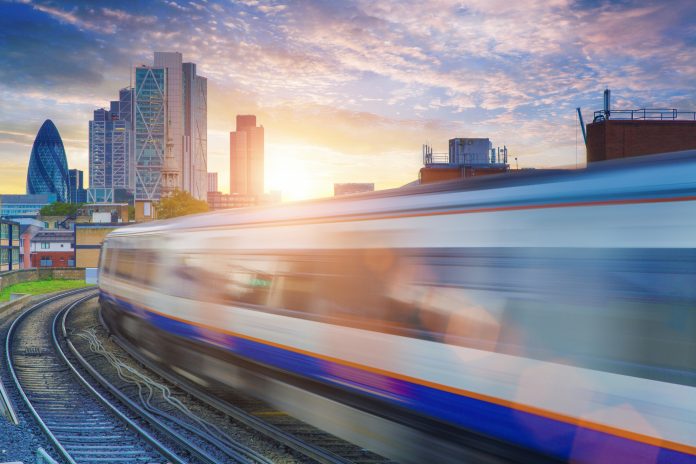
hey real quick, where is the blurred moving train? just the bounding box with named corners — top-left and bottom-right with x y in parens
top-left (99, 151), bottom-right (696, 463)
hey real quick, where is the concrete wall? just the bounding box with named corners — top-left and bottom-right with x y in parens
top-left (587, 120), bottom-right (696, 163)
top-left (0, 268), bottom-right (85, 292)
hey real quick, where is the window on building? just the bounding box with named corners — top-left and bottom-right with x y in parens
top-left (40, 258), bottom-right (52, 267)
top-left (0, 223), bottom-right (7, 239)
top-left (68, 259), bottom-right (75, 267)
top-left (41, 242), bottom-right (50, 249)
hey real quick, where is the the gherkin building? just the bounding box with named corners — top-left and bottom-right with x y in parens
top-left (26, 119), bottom-right (70, 203)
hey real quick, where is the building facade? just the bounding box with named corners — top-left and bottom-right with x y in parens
top-left (0, 194), bottom-right (57, 219)
top-left (183, 62), bottom-right (208, 200)
top-left (230, 115), bottom-right (264, 196)
top-left (88, 88), bottom-right (135, 204)
top-left (26, 119), bottom-right (70, 203)
top-left (134, 65), bottom-right (166, 201)
top-left (420, 139), bottom-right (509, 185)
top-left (586, 117), bottom-right (696, 163)
top-left (334, 183), bottom-right (375, 196)
top-left (29, 230), bottom-right (74, 268)
top-left (69, 169), bottom-right (87, 203)
top-left (0, 219), bottom-right (20, 271)
top-left (207, 172), bottom-right (218, 192)
top-left (131, 53), bottom-right (207, 202)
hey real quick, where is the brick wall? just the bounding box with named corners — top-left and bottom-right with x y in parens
top-left (587, 120), bottom-right (696, 163)
top-left (0, 268), bottom-right (85, 292)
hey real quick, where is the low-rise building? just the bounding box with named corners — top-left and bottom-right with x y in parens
top-left (334, 183), bottom-right (375, 196)
top-left (207, 191), bottom-right (280, 210)
top-left (419, 141), bottom-right (509, 185)
top-left (0, 219), bottom-right (20, 271)
top-left (78, 203), bottom-right (129, 223)
top-left (17, 218), bottom-right (44, 269)
top-left (75, 223), bottom-right (130, 268)
top-left (0, 193), bottom-right (57, 219)
top-left (29, 230), bottom-right (74, 268)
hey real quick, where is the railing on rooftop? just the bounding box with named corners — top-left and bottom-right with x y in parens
top-left (593, 108), bottom-right (696, 122)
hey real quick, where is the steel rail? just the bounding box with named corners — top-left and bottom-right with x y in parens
top-left (5, 289), bottom-right (184, 464)
top-left (61, 298), bottom-right (240, 464)
top-left (2, 287), bottom-right (95, 427)
top-left (107, 318), bottom-right (355, 464)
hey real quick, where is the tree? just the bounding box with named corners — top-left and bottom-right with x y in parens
top-left (39, 202), bottom-right (81, 217)
top-left (155, 189), bottom-right (209, 219)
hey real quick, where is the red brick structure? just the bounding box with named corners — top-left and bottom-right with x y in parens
top-left (30, 251), bottom-right (74, 268)
top-left (419, 166), bottom-right (508, 185)
top-left (586, 120), bottom-right (696, 163)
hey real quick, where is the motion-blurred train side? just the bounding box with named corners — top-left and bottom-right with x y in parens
top-left (99, 151), bottom-right (696, 463)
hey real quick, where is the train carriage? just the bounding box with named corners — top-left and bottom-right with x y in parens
top-left (100, 151), bottom-right (696, 463)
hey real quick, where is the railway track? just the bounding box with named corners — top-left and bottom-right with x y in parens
top-left (97, 312), bottom-right (392, 464)
top-left (62, 297), bottom-right (277, 464)
top-left (5, 289), bottom-right (238, 464)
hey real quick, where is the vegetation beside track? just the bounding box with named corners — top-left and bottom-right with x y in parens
top-left (0, 279), bottom-right (89, 302)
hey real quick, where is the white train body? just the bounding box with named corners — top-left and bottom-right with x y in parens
top-left (100, 151), bottom-right (696, 463)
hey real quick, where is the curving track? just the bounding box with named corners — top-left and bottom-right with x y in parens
top-left (5, 289), bottom-right (182, 464)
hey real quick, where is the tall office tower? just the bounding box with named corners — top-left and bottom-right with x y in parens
top-left (87, 105), bottom-right (132, 203)
top-left (154, 52), bottom-right (183, 197)
top-left (131, 53), bottom-right (207, 201)
top-left (230, 115), bottom-right (264, 195)
top-left (26, 120), bottom-right (70, 203)
top-left (207, 172), bottom-right (218, 192)
top-left (109, 88), bottom-right (135, 197)
top-left (68, 169), bottom-right (86, 203)
top-left (183, 62), bottom-right (208, 199)
top-left (133, 65), bottom-right (166, 201)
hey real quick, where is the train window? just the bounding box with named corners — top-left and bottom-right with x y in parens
top-left (134, 250), bottom-right (159, 288)
top-left (100, 247), bottom-right (112, 275)
top-left (114, 249), bottom-right (137, 280)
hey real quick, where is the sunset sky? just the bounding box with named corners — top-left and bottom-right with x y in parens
top-left (1, 0), bottom-right (695, 200)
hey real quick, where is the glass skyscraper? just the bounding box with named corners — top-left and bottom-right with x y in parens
top-left (26, 119), bottom-right (70, 203)
top-left (88, 88), bottom-right (134, 203)
top-left (68, 169), bottom-right (86, 203)
top-left (88, 53), bottom-right (207, 203)
top-left (134, 66), bottom-right (166, 201)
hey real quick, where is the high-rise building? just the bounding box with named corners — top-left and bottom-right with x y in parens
top-left (88, 103), bottom-right (133, 203)
top-left (26, 120), bottom-right (70, 203)
top-left (133, 65), bottom-right (166, 201)
top-left (183, 62), bottom-right (208, 199)
top-left (131, 53), bottom-right (207, 202)
top-left (207, 172), bottom-right (218, 192)
top-left (154, 52), bottom-right (183, 198)
top-left (68, 169), bottom-right (86, 203)
top-left (230, 115), bottom-right (264, 196)
top-left (88, 88), bottom-right (134, 203)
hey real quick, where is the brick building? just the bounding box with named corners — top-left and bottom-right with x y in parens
top-left (586, 118), bottom-right (696, 163)
top-left (29, 230), bottom-right (74, 268)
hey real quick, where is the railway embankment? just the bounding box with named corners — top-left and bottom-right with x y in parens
top-left (0, 268), bottom-right (85, 293)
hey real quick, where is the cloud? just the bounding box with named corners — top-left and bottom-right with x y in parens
top-left (1, 0), bottom-right (696, 198)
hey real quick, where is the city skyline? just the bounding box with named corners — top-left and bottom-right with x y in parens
top-left (2, 1), bottom-right (696, 201)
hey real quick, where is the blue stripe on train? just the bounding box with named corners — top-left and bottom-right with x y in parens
top-left (102, 291), bottom-right (694, 463)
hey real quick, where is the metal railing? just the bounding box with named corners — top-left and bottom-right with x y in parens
top-left (594, 108), bottom-right (696, 121)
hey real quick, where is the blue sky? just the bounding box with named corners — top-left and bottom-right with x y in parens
top-left (1, 0), bottom-right (695, 199)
